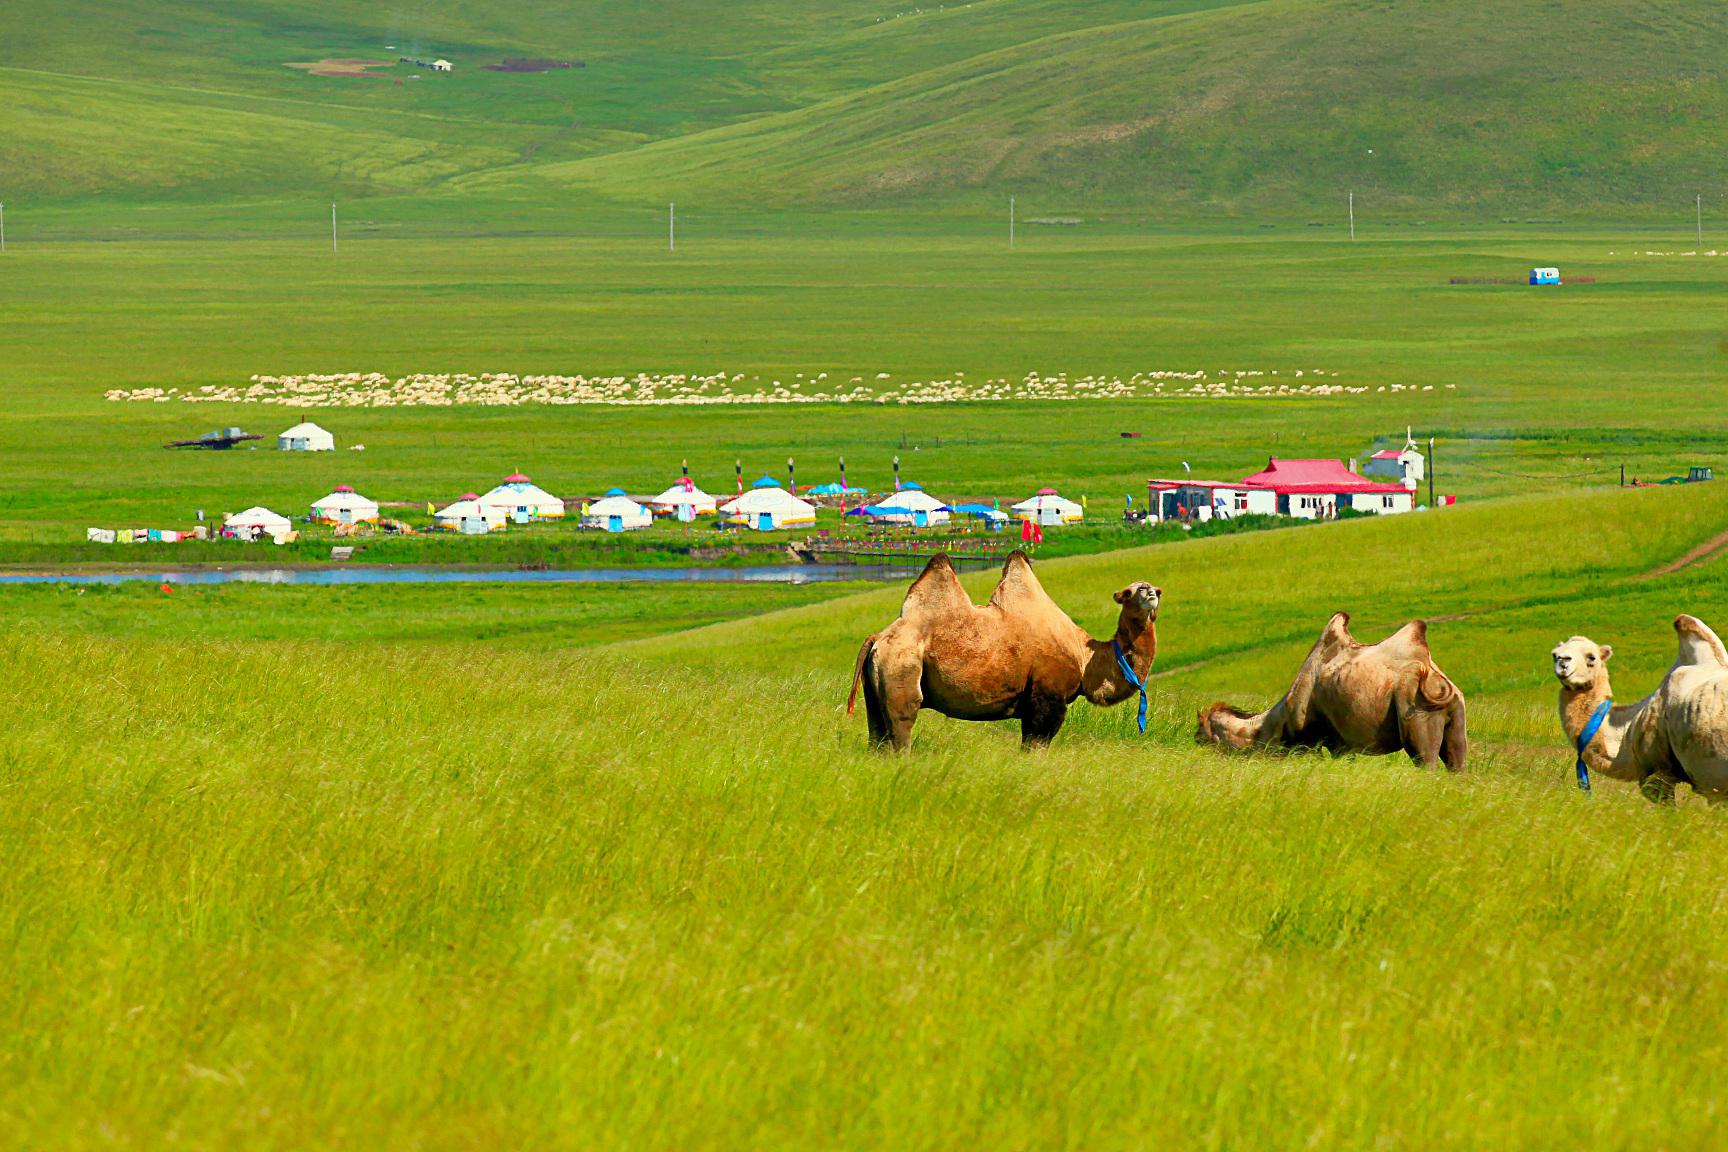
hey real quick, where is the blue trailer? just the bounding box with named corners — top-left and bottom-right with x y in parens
top-left (1529, 266), bottom-right (1561, 285)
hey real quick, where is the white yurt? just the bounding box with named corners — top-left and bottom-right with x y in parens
top-left (721, 484), bottom-right (817, 531)
top-left (277, 422), bottom-right (335, 452)
top-left (582, 495), bottom-right (653, 532)
top-left (478, 472), bottom-right (565, 522)
top-left (872, 485), bottom-right (951, 527)
top-left (648, 480), bottom-right (718, 518)
top-left (224, 506), bottom-right (293, 537)
top-left (434, 493), bottom-right (507, 534)
top-left (1012, 491), bottom-right (1084, 526)
top-left (310, 484), bottom-right (380, 524)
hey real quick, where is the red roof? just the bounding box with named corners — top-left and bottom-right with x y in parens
top-left (1370, 449), bottom-right (1406, 460)
top-left (1240, 458), bottom-right (1410, 495)
top-left (1148, 478), bottom-right (1272, 491)
top-left (503, 472), bottom-right (531, 483)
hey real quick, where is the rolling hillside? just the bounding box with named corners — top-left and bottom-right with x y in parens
top-left (2, 0), bottom-right (1723, 216)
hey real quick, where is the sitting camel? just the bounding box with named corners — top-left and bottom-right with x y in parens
top-left (1197, 612), bottom-right (1468, 770)
top-left (1553, 615), bottom-right (1728, 803)
top-left (847, 551), bottom-right (1161, 749)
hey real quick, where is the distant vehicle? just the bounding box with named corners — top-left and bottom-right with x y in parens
top-left (1658, 467), bottom-right (1715, 486)
top-left (1529, 267), bottom-right (1561, 285)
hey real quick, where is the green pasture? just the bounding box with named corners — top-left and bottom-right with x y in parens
top-left (0, 225), bottom-right (1721, 559)
top-left (9, 480), bottom-right (1728, 1146)
top-left (4, 0), bottom-right (1725, 214)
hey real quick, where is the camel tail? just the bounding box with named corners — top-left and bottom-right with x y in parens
top-left (1415, 665), bottom-right (1458, 709)
top-left (847, 634), bottom-right (878, 716)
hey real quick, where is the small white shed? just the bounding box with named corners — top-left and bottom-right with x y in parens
top-left (278, 422), bottom-right (334, 452)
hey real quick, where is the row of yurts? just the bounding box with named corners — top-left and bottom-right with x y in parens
top-left (225, 472), bottom-right (1085, 537)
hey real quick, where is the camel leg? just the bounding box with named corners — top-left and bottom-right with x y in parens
top-left (1640, 772), bottom-right (1682, 806)
top-left (1399, 709), bottom-right (1446, 770)
top-left (1019, 691), bottom-right (1068, 748)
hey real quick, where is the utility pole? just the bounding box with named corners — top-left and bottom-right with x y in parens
top-left (1348, 191), bottom-right (1355, 241)
top-left (669, 202), bottom-right (675, 252)
top-left (331, 203), bottom-right (338, 254)
top-left (1, 203), bottom-right (6, 253)
top-left (1009, 195), bottom-right (1015, 249)
top-left (1427, 437), bottom-right (1435, 507)
top-left (1698, 194), bottom-right (1704, 247)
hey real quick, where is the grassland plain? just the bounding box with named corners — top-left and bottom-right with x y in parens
top-left (9, 482), bottom-right (1728, 1147)
top-left (0, 225), bottom-right (1721, 557)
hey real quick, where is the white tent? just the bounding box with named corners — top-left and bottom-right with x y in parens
top-left (224, 506), bottom-right (292, 533)
top-left (277, 422), bottom-right (334, 452)
top-left (434, 494), bottom-right (506, 534)
top-left (871, 488), bottom-right (951, 527)
top-left (1012, 492), bottom-right (1084, 526)
top-left (310, 486), bottom-right (380, 524)
top-left (721, 485), bottom-right (817, 531)
top-left (582, 495), bottom-right (653, 532)
top-left (478, 473), bottom-right (565, 522)
top-left (648, 482), bottom-right (718, 515)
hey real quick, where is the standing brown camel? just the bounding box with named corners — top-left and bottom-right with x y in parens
top-left (1197, 612), bottom-right (1468, 770)
top-left (847, 551), bottom-right (1161, 749)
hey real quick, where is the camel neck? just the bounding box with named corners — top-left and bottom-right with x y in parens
top-left (1559, 681), bottom-right (1612, 742)
top-left (1113, 617), bottom-right (1157, 670)
top-left (1081, 618), bottom-right (1156, 706)
top-left (1559, 679), bottom-right (1627, 774)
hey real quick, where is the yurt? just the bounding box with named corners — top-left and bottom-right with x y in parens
top-left (721, 483), bottom-right (817, 531)
top-left (870, 484), bottom-right (951, 527)
top-left (582, 495), bottom-right (653, 532)
top-left (277, 422), bottom-right (334, 452)
top-left (223, 506), bottom-right (293, 539)
top-left (310, 484), bottom-right (380, 525)
top-left (1012, 491), bottom-right (1084, 526)
top-left (649, 479), bottom-right (718, 518)
top-left (434, 493), bottom-right (506, 534)
top-left (478, 472), bottom-right (565, 523)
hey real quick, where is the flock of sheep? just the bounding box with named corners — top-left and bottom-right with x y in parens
top-left (104, 369), bottom-right (1454, 408)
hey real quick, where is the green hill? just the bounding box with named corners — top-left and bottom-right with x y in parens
top-left (3, 0), bottom-right (1724, 217)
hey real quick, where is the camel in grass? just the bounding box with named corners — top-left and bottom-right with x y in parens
top-left (1553, 615), bottom-right (1728, 804)
top-left (847, 551), bottom-right (1160, 749)
top-left (1197, 612), bottom-right (1468, 770)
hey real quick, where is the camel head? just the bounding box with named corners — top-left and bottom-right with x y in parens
top-left (1552, 636), bottom-right (1611, 692)
top-left (1112, 581), bottom-right (1162, 626)
top-left (1196, 702), bottom-right (1259, 749)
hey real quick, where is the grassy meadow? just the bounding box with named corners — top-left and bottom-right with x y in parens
top-left (7, 0), bottom-right (1728, 1144)
top-left (9, 482), bottom-right (1728, 1147)
top-left (0, 223), bottom-right (1722, 555)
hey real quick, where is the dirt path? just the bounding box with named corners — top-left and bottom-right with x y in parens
top-left (1641, 528), bottom-right (1728, 580)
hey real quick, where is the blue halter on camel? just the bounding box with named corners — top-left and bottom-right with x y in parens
top-left (1574, 698), bottom-right (1612, 794)
top-left (1112, 638), bottom-right (1149, 734)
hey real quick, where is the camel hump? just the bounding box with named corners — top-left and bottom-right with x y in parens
top-left (901, 554), bottom-right (973, 620)
top-left (1673, 614), bottom-right (1728, 669)
top-left (988, 549), bottom-right (1055, 614)
top-left (1314, 611), bottom-right (1356, 656)
top-left (1377, 619), bottom-right (1433, 662)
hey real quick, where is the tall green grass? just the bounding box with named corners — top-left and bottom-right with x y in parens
top-left (7, 481), bottom-right (1728, 1144)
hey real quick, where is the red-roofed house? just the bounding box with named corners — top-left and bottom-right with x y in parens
top-left (1147, 479), bottom-right (1276, 522)
top-left (1240, 458), bottom-right (1415, 518)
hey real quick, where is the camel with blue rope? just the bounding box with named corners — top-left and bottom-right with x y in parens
top-left (848, 551), bottom-right (1161, 749)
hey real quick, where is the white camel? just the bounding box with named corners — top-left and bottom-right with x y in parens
top-left (1553, 615), bottom-right (1728, 803)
